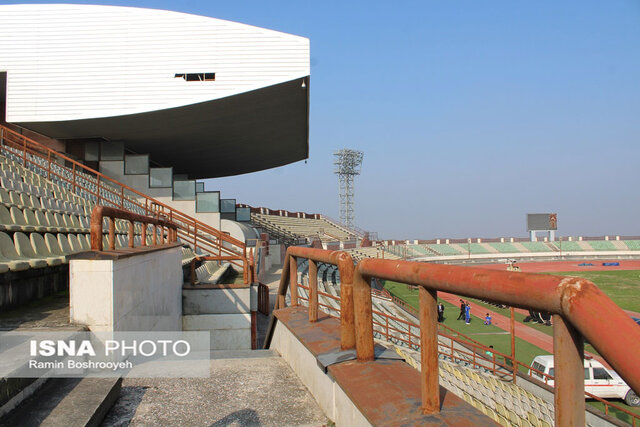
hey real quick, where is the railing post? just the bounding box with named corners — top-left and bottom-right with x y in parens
top-left (120, 186), bottom-right (124, 209)
top-left (72, 163), bottom-right (77, 193)
top-left (337, 253), bottom-right (356, 351)
top-left (385, 316), bottom-right (389, 340)
top-left (141, 224), bottom-right (147, 246)
top-left (308, 259), bottom-right (318, 322)
top-left (47, 151), bottom-right (51, 179)
top-left (152, 224), bottom-right (157, 246)
top-left (553, 314), bottom-right (585, 427)
top-left (22, 136), bottom-right (26, 167)
top-left (90, 207), bottom-right (103, 251)
top-left (108, 217), bottom-right (115, 250)
top-left (419, 287), bottom-right (440, 414)
top-left (289, 256), bottom-right (298, 306)
top-left (96, 175), bottom-right (101, 205)
top-left (492, 353), bottom-right (496, 375)
top-left (128, 220), bottom-right (134, 248)
top-left (353, 268), bottom-right (374, 361)
top-left (192, 223), bottom-right (197, 253)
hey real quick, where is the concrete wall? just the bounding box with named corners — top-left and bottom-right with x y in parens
top-left (270, 321), bottom-right (370, 426)
top-left (182, 285), bottom-right (256, 350)
top-left (69, 246), bottom-right (183, 332)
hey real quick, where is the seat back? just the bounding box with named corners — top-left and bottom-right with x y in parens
top-left (0, 231), bottom-right (20, 259)
top-left (0, 205), bottom-right (13, 224)
top-left (14, 232), bottom-right (38, 258)
top-left (29, 195), bottom-right (41, 209)
top-left (9, 206), bottom-right (28, 226)
top-left (0, 188), bottom-right (10, 204)
top-left (67, 234), bottom-right (83, 253)
top-left (45, 233), bottom-right (64, 256)
top-left (23, 208), bottom-right (39, 226)
top-left (53, 213), bottom-right (66, 227)
top-left (78, 234), bottom-right (90, 251)
top-left (9, 191), bottom-right (21, 206)
top-left (30, 233), bottom-right (52, 257)
top-left (57, 233), bottom-right (73, 255)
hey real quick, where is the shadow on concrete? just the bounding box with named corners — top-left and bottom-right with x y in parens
top-left (101, 385), bottom-right (148, 426)
top-left (0, 378), bottom-right (81, 426)
top-left (210, 408), bottom-right (260, 427)
top-left (0, 290), bottom-right (70, 330)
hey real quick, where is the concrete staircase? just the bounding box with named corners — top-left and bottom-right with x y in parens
top-left (0, 378), bottom-right (121, 427)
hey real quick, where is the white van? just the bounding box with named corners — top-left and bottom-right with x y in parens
top-left (528, 355), bottom-right (639, 406)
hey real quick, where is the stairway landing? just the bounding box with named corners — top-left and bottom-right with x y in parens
top-left (103, 349), bottom-right (329, 427)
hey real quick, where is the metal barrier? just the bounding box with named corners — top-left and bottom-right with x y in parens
top-left (258, 283), bottom-right (270, 315)
top-left (0, 124), bottom-right (249, 275)
top-left (350, 258), bottom-right (640, 425)
top-left (268, 249), bottom-right (640, 424)
top-left (272, 247), bottom-right (356, 350)
top-left (90, 205), bottom-right (178, 251)
top-left (294, 280), bottom-right (640, 425)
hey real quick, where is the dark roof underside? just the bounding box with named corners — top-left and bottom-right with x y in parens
top-left (16, 77), bottom-right (309, 179)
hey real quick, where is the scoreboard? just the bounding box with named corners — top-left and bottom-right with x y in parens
top-left (527, 213), bottom-right (558, 231)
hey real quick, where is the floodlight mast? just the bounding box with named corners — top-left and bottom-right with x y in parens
top-left (333, 149), bottom-right (364, 230)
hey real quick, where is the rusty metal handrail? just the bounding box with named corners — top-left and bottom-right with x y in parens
top-left (90, 205), bottom-right (178, 251)
top-left (294, 281), bottom-right (640, 425)
top-left (350, 258), bottom-right (640, 425)
top-left (266, 247), bottom-right (355, 350)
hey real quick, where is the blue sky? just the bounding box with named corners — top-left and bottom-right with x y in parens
top-left (5, 0), bottom-right (640, 239)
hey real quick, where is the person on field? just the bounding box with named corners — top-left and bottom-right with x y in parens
top-left (457, 299), bottom-right (466, 320)
top-left (465, 302), bottom-right (471, 324)
top-left (437, 302), bottom-right (445, 322)
top-left (484, 313), bottom-right (492, 325)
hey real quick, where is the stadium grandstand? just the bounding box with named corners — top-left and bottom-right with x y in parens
top-left (1, 4), bottom-right (639, 427)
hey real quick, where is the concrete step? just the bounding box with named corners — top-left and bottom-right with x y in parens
top-left (0, 377), bottom-right (121, 427)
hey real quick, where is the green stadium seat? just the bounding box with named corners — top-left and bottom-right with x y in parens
top-left (14, 232), bottom-right (62, 266)
top-left (0, 231), bottom-right (46, 268)
top-left (29, 233), bottom-right (66, 265)
top-left (0, 205), bottom-right (21, 232)
top-left (9, 206), bottom-right (35, 232)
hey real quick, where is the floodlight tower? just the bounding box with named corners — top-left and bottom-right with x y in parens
top-left (334, 149), bottom-right (364, 229)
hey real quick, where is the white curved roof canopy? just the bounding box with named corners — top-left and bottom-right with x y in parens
top-left (0, 4), bottom-right (310, 178)
top-left (0, 4), bottom-right (309, 121)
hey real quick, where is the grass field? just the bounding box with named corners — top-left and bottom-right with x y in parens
top-left (383, 280), bottom-right (547, 372)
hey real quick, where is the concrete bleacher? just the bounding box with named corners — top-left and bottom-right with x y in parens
top-left (585, 240), bottom-right (617, 251)
top-left (345, 246), bottom-right (401, 262)
top-left (517, 242), bottom-right (553, 253)
top-left (488, 242), bottom-right (522, 253)
top-left (623, 240), bottom-right (640, 250)
top-left (427, 243), bottom-right (465, 256)
top-left (251, 212), bottom-right (357, 243)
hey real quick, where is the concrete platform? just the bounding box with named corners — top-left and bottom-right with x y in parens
top-left (102, 349), bottom-right (329, 426)
top-left (0, 291), bottom-right (75, 330)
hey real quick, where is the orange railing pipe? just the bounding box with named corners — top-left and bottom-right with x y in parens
top-left (272, 247), bottom-right (356, 351)
top-left (90, 205), bottom-right (178, 251)
top-left (352, 258), bottom-right (640, 423)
